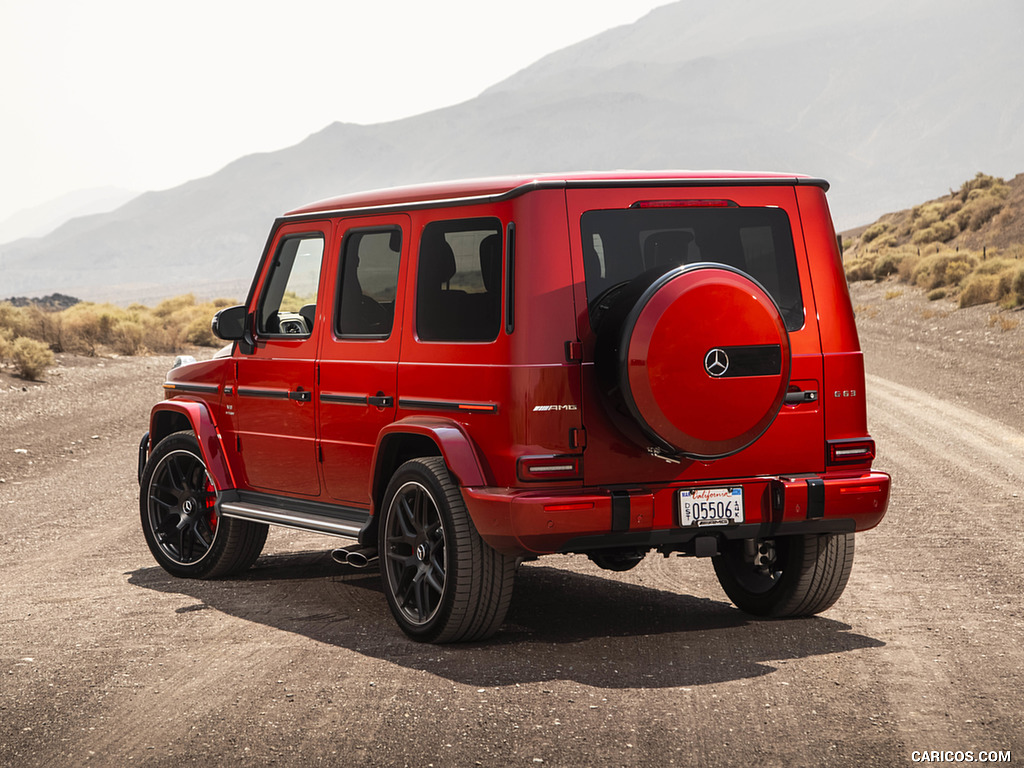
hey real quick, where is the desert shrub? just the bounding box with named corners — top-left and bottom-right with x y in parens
top-left (153, 293), bottom-right (197, 318)
top-left (184, 314), bottom-right (216, 346)
top-left (995, 265), bottom-right (1024, 308)
top-left (944, 259), bottom-right (974, 285)
top-left (844, 257), bottom-right (875, 282)
top-left (60, 305), bottom-right (112, 355)
top-left (959, 274), bottom-right (1001, 307)
top-left (110, 319), bottom-right (146, 356)
top-left (938, 197), bottom-right (963, 218)
top-left (927, 288), bottom-right (947, 301)
top-left (0, 302), bottom-right (27, 337)
top-left (912, 220), bottom-right (958, 245)
top-left (17, 304), bottom-right (67, 351)
top-left (957, 196), bottom-right (1004, 232)
top-left (861, 222), bottom-right (888, 244)
top-left (873, 252), bottom-right (903, 280)
top-left (896, 248), bottom-right (923, 282)
top-left (6, 337), bottom-right (55, 380)
top-left (958, 172), bottom-right (1007, 201)
top-left (911, 251), bottom-right (979, 289)
top-left (910, 203), bottom-right (941, 228)
top-left (974, 258), bottom-right (1018, 276)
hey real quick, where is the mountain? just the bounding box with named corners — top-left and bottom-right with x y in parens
top-left (3, 0), bottom-right (1022, 302)
top-left (0, 187), bottom-right (138, 245)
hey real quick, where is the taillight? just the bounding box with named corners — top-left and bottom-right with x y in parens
top-left (516, 455), bottom-right (583, 482)
top-left (828, 439), bottom-right (876, 465)
top-left (631, 199), bottom-right (737, 209)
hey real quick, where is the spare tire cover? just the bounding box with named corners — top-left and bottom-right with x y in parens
top-left (598, 263), bottom-right (791, 459)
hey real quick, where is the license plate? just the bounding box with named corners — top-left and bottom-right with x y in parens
top-left (678, 487), bottom-right (744, 527)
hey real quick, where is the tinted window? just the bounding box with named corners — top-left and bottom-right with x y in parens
top-left (257, 234), bottom-right (323, 335)
top-left (581, 207), bottom-right (804, 331)
top-left (416, 218), bottom-right (502, 342)
top-left (337, 228), bottom-right (402, 337)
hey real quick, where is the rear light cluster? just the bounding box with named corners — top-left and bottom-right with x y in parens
top-left (516, 455), bottom-right (583, 482)
top-left (827, 439), bottom-right (876, 465)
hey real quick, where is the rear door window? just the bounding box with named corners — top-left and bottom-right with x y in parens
top-left (416, 218), bottom-right (503, 342)
top-left (336, 227), bottom-right (402, 337)
top-left (581, 207), bottom-right (804, 331)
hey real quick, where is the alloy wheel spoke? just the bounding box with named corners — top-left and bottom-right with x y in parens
top-left (165, 455), bottom-right (189, 493)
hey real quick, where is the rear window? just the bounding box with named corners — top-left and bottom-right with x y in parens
top-left (581, 207), bottom-right (804, 331)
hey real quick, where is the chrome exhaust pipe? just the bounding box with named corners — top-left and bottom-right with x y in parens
top-left (330, 546), bottom-right (379, 568)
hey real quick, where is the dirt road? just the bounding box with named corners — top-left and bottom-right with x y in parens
top-left (1, 282), bottom-right (1022, 767)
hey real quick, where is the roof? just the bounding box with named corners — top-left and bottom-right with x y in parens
top-left (284, 171), bottom-right (828, 218)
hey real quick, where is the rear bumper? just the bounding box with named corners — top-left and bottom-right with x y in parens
top-left (463, 470), bottom-right (890, 556)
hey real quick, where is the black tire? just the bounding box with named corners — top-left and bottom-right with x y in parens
top-left (140, 430), bottom-right (267, 579)
top-left (712, 533), bottom-right (854, 617)
top-left (378, 457), bottom-right (515, 643)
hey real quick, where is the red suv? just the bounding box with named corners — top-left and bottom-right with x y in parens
top-left (138, 172), bottom-right (890, 643)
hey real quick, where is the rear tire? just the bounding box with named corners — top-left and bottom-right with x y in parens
top-left (140, 431), bottom-right (267, 579)
top-left (378, 457), bottom-right (515, 643)
top-left (712, 533), bottom-right (854, 617)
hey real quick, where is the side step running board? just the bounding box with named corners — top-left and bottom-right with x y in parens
top-left (219, 500), bottom-right (363, 540)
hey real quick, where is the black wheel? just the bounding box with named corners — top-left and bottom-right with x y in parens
top-left (712, 533), bottom-right (854, 617)
top-left (378, 457), bottom-right (515, 643)
top-left (140, 431), bottom-right (267, 579)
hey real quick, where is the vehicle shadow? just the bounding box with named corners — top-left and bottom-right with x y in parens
top-left (128, 549), bottom-right (885, 689)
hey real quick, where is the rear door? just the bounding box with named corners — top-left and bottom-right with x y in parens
top-left (317, 215), bottom-right (409, 506)
top-left (566, 184), bottom-right (825, 483)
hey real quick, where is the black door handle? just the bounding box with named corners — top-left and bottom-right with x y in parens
top-left (368, 394), bottom-right (394, 408)
top-left (784, 390), bottom-right (818, 405)
top-left (289, 389), bottom-right (312, 402)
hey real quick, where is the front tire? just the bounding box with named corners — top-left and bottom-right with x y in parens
top-left (140, 430), bottom-right (267, 579)
top-left (378, 457), bottom-right (515, 643)
top-left (713, 533), bottom-right (854, 617)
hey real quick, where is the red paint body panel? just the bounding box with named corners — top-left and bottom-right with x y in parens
top-left (149, 397), bottom-right (235, 492)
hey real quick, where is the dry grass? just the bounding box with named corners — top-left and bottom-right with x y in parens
top-left (843, 172), bottom-right (1024, 315)
top-left (854, 304), bottom-right (879, 319)
top-left (989, 314), bottom-right (1020, 332)
top-left (0, 294), bottom-right (236, 380)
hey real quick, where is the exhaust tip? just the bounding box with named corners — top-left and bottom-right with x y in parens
top-left (331, 547), bottom-right (378, 569)
top-left (330, 548), bottom-right (349, 565)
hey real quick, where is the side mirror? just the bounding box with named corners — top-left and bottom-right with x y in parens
top-left (211, 304), bottom-right (248, 341)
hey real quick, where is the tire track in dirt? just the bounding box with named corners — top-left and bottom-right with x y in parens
top-left (854, 374), bottom-right (1024, 753)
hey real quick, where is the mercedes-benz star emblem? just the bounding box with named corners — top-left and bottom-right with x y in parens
top-left (704, 348), bottom-right (730, 377)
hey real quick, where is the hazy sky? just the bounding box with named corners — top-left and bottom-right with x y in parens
top-left (0, 0), bottom-right (669, 220)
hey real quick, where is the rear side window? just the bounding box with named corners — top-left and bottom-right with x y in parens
top-left (416, 218), bottom-right (502, 342)
top-left (257, 234), bottom-right (324, 336)
top-left (336, 228), bottom-right (402, 337)
top-left (581, 207), bottom-right (804, 330)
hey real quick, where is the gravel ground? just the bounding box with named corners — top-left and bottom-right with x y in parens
top-left (1, 282), bottom-right (1022, 767)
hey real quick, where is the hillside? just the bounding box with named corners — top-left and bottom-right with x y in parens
top-left (843, 172), bottom-right (1024, 255)
top-left (2, 0), bottom-right (1023, 302)
top-left (843, 172), bottom-right (1024, 310)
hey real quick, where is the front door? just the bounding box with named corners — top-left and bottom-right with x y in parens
top-left (234, 222), bottom-right (329, 496)
top-left (318, 215), bottom-right (408, 506)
